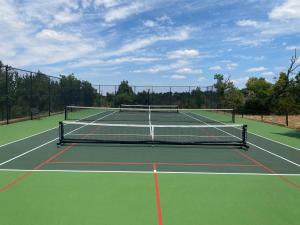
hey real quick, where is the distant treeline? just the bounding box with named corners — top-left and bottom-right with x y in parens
top-left (1, 54), bottom-right (300, 123)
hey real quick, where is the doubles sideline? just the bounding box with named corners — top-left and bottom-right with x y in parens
top-left (185, 112), bottom-right (300, 167)
top-left (0, 111), bottom-right (117, 166)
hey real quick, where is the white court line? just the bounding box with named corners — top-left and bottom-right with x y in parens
top-left (0, 111), bottom-right (117, 166)
top-left (197, 112), bottom-right (300, 151)
top-left (0, 110), bottom-right (112, 150)
top-left (247, 131), bottom-right (300, 151)
top-left (183, 112), bottom-right (300, 167)
top-left (0, 168), bottom-right (299, 176)
top-left (0, 126), bottom-right (58, 149)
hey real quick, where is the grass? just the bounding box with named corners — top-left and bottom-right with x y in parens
top-left (0, 171), bottom-right (299, 225)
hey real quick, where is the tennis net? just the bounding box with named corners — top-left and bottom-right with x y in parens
top-left (64, 106), bottom-right (236, 124)
top-left (58, 121), bottom-right (248, 147)
top-left (120, 104), bottom-right (179, 113)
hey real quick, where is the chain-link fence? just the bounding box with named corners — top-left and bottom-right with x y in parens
top-left (0, 65), bottom-right (219, 124)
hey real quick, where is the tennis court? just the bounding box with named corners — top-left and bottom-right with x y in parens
top-left (0, 106), bottom-right (299, 225)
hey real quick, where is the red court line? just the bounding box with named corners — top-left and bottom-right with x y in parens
top-left (0, 121), bottom-right (106, 193)
top-left (153, 163), bottom-right (163, 225)
top-left (48, 161), bottom-right (258, 167)
top-left (0, 145), bottom-right (74, 193)
top-left (234, 150), bottom-right (300, 190)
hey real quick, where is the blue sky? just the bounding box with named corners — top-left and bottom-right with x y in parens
top-left (0, 0), bottom-right (300, 87)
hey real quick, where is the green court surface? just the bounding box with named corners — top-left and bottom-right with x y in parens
top-left (0, 108), bottom-right (299, 225)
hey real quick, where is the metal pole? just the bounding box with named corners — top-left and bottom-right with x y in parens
top-left (5, 66), bottom-right (9, 124)
top-left (30, 72), bottom-right (33, 120)
top-left (114, 85), bottom-right (117, 107)
top-left (151, 86), bottom-right (154, 105)
top-left (48, 77), bottom-right (51, 116)
top-left (98, 85), bottom-right (101, 107)
top-left (169, 86), bottom-right (172, 105)
top-left (188, 86), bottom-right (191, 108)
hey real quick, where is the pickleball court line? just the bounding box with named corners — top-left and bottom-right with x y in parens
top-left (0, 111), bottom-right (117, 166)
top-left (182, 112), bottom-right (300, 167)
top-left (0, 144), bottom-right (74, 193)
top-left (0, 113), bottom-right (117, 192)
top-left (0, 110), bottom-right (111, 150)
top-left (0, 168), bottom-right (299, 176)
top-left (181, 112), bottom-right (300, 190)
top-left (153, 163), bottom-right (163, 225)
top-left (47, 161), bottom-right (259, 167)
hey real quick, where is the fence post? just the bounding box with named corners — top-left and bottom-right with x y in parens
top-left (169, 86), bottom-right (172, 105)
top-left (151, 86), bottom-right (154, 105)
top-left (98, 85), bottom-right (101, 107)
top-left (48, 77), bottom-right (51, 116)
top-left (30, 72), bottom-right (33, 120)
top-left (114, 85), bottom-right (117, 107)
top-left (285, 112), bottom-right (289, 127)
top-left (5, 66), bottom-right (9, 124)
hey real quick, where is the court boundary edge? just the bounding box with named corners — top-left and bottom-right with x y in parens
top-left (0, 169), bottom-right (299, 176)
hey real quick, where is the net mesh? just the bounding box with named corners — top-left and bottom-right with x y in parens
top-left (59, 105), bottom-right (246, 146)
top-left (59, 121), bottom-right (247, 146)
top-left (65, 106), bottom-right (235, 124)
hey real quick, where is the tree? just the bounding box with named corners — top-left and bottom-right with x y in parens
top-left (224, 87), bottom-right (244, 110)
top-left (272, 50), bottom-right (300, 115)
top-left (116, 81), bottom-right (135, 105)
top-left (213, 74), bottom-right (234, 108)
top-left (244, 77), bottom-right (272, 113)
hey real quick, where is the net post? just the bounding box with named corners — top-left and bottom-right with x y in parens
top-left (232, 109), bottom-right (236, 123)
top-left (242, 125), bottom-right (247, 146)
top-left (64, 106), bottom-right (67, 120)
top-left (58, 121), bottom-right (64, 145)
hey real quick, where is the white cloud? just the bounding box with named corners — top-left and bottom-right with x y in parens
top-left (285, 45), bottom-right (300, 50)
top-left (147, 60), bottom-right (189, 73)
top-left (262, 71), bottom-right (275, 76)
top-left (143, 20), bottom-right (156, 27)
top-left (232, 77), bottom-right (249, 88)
top-left (167, 49), bottom-right (199, 59)
top-left (224, 36), bottom-right (271, 47)
top-left (176, 67), bottom-right (203, 74)
top-left (171, 75), bottom-right (186, 80)
top-left (247, 67), bottom-right (268, 72)
top-left (269, 0), bottom-right (300, 20)
top-left (177, 68), bottom-right (193, 73)
top-left (104, 2), bottom-right (148, 22)
top-left (94, 0), bottom-right (120, 8)
top-left (236, 19), bottom-right (258, 27)
top-left (209, 65), bottom-right (222, 71)
top-left (0, 0), bottom-right (27, 31)
top-left (36, 29), bottom-right (81, 42)
top-left (50, 9), bottom-right (81, 26)
top-left (69, 56), bottom-right (160, 68)
top-left (108, 27), bottom-right (191, 56)
top-left (226, 63), bottom-right (238, 70)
